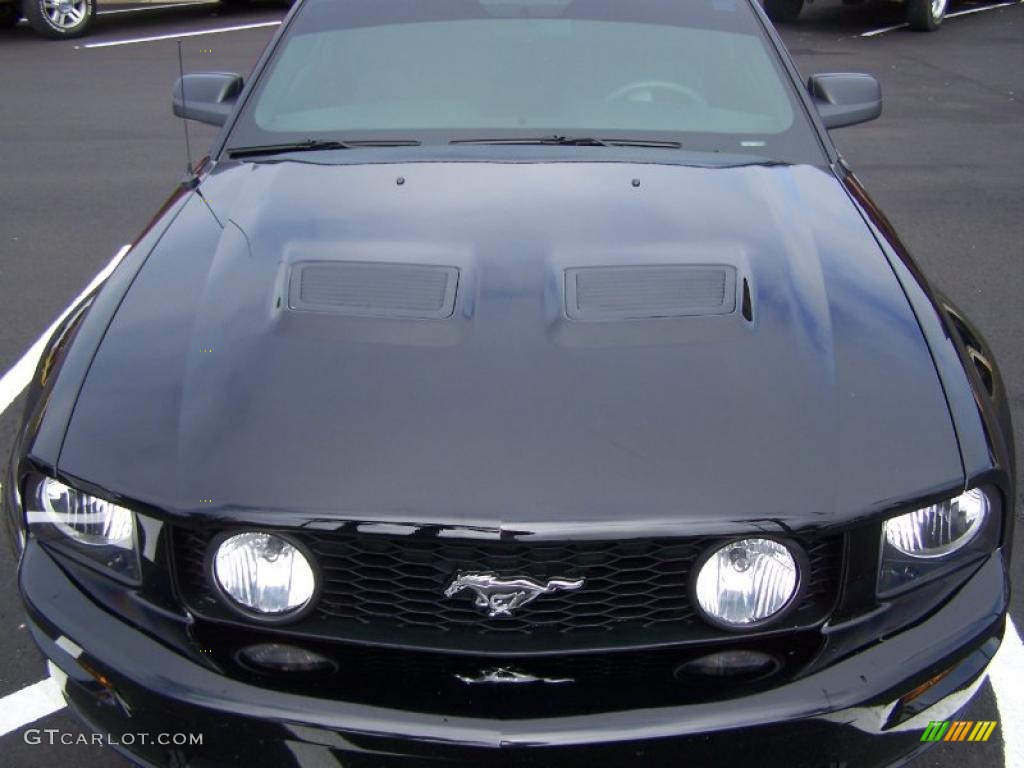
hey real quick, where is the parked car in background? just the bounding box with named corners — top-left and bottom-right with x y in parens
top-left (0, 0), bottom-right (290, 39)
top-left (764, 0), bottom-right (948, 31)
top-left (0, 0), bottom-right (96, 38)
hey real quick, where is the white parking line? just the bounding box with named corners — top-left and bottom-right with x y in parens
top-left (861, 0), bottom-right (1024, 37)
top-left (0, 245), bottom-right (129, 418)
top-left (0, 676), bottom-right (65, 738)
top-left (946, 0), bottom-right (1024, 16)
top-left (76, 20), bottom-right (282, 49)
top-left (991, 619), bottom-right (1024, 766)
top-left (860, 21), bottom-right (913, 37)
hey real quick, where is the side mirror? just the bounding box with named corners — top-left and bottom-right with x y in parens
top-left (172, 72), bottom-right (244, 127)
top-left (808, 73), bottom-right (882, 130)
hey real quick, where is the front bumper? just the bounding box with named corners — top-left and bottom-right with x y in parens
top-left (19, 538), bottom-right (1008, 768)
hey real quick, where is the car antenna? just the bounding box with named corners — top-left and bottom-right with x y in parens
top-left (177, 40), bottom-right (200, 190)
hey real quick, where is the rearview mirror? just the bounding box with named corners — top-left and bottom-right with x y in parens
top-left (808, 73), bottom-right (882, 130)
top-left (172, 72), bottom-right (244, 127)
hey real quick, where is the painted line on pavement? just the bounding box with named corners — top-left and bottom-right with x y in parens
top-left (0, 676), bottom-right (65, 738)
top-left (0, 245), bottom-right (129, 418)
top-left (990, 618), bottom-right (1024, 766)
top-left (76, 20), bottom-right (282, 49)
top-left (860, 0), bottom-right (1023, 37)
top-left (859, 21), bottom-right (910, 38)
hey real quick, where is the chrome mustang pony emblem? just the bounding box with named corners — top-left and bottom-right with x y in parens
top-left (444, 572), bottom-right (585, 617)
top-left (455, 667), bottom-right (574, 685)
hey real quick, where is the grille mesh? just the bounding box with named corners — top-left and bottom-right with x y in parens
top-left (289, 261), bottom-right (458, 318)
top-left (566, 265), bottom-right (737, 320)
top-left (313, 536), bottom-right (700, 634)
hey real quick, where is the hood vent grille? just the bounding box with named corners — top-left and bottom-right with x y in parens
top-left (566, 265), bottom-right (737, 321)
top-left (289, 261), bottom-right (459, 319)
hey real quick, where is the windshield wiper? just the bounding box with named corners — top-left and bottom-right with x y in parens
top-left (228, 139), bottom-right (420, 159)
top-left (603, 138), bottom-right (682, 149)
top-left (450, 135), bottom-right (682, 149)
top-left (715, 159), bottom-right (792, 169)
top-left (450, 135), bottom-right (610, 147)
top-left (228, 140), bottom-right (351, 158)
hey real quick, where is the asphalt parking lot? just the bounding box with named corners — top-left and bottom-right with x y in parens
top-left (0, 1), bottom-right (1022, 766)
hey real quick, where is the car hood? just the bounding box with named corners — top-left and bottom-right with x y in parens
top-left (58, 159), bottom-right (962, 533)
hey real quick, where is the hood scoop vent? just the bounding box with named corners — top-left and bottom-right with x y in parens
top-left (566, 265), bottom-right (737, 321)
top-left (289, 261), bottom-right (459, 319)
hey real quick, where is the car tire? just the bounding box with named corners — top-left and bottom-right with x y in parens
top-left (762, 0), bottom-right (804, 23)
top-left (0, 3), bottom-right (21, 29)
top-left (24, 0), bottom-right (94, 38)
top-left (907, 0), bottom-right (947, 31)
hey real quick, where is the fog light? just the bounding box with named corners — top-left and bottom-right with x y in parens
top-left (693, 538), bottom-right (801, 628)
top-left (211, 532), bottom-right (317, 618)
top-left (676, 650), bottom-right (780, 680)
top-left (237, 644), bottom-right (336, 674)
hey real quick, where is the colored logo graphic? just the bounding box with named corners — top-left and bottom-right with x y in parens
top-left (920, 720), bottom-right (998, 743)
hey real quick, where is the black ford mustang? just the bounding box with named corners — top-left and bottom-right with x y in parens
top-left (3, 1), bottom-right (1015, 766)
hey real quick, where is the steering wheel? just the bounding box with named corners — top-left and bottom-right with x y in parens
top-left (607, 80), bottom-right (706, 106)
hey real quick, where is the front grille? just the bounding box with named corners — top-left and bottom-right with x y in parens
top-left (174, 527), bottom-right (842, 651)
top-left (319, 536), bottom-right (703, 634)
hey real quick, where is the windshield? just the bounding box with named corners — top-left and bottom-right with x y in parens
top-left (225, 0), bottom-right (824, 164)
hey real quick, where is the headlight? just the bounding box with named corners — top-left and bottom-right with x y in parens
top-left (884, 489), bottom-right (988, 558)
top-left (879, 488), bottom-right (999, 596)
top-left (25, 476), bottom-right (140, 582)
top-left (211, 532), bottom-right (317, 620)
top-left (692, 538), bottom-right (802, 629)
